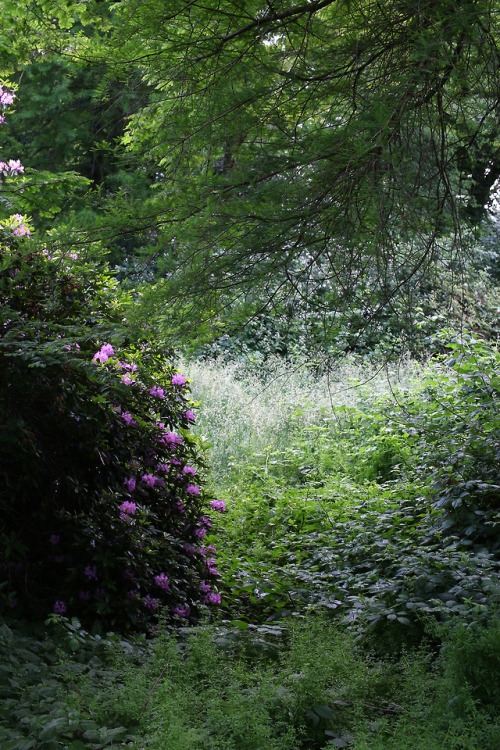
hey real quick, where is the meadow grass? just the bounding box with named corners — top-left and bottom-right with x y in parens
top-left (181, 354), bottom-right (425, 488)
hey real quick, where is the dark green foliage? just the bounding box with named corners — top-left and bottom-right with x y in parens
top-left (402, 337), bottom-right (500, 551)
top-left (76, 615), bottom-right (500, 750)
top-left (0, 242), bottom-right (219, 630)
top-left (81, 0), bottom-right (500, 343)
top-left (0, 617), bottom-right (144, 749)
top-left (186, 251), bottom-right (500, 363)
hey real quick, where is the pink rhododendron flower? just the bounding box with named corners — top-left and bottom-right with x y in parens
top-left (176, 501), bottom-right (185, 513)
top-left (182, 465), bottom-right (195, 476)
top-left (204, 592), bottom-right (221, 605)
top-left (171, 373), bottom-right (186, 386)
top-left (210, 499), bottom-right (226, 512)
top-left (199, 580), bottom-right (211, 593)
top-left (93, 343), bottom-right (114, 362)
top-left (8, 159), bottom-right (24, 175)
top-left (186, 484), bottom-right (200, 495)
top-left (143, 594), bottom-right (158, 610)
top-left (165, 432), bottom-right (182, 445)
top-left (154, 573), bottom-right (170, 590)
top-left (100, 343), bottom-right (114, 357)
top-left (121, 412), bottom-right (137, 426)
top-left (194, 527), bottom-right (207, 539)
top-left (119, 501), bottom-right (137, 515)
top-left (84, 565), bottom-right (98, 580)
top-left (149, 385), bottom-right (164, 398)
top-left (123, 477), bottom-right (136, 492)
top-left (183, 410), bottom-right (195, 422)
top-left (53, 600), bottom-right (67, 614)
top-left (141, 473), bottom-right (156, 487)
top-left (93, 349), bottom-right (109, 363)
top-left (121, 374), bottom-right (135, 385)
top-left (156, 463), bottom-right (169, 473)
top-left (172, 604), bottom-right (190, 618)
top-left (0, 91), bottom-right (14, 107)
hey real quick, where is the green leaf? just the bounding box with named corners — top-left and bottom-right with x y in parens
top-left (314, 704), bottom-right (335, 719)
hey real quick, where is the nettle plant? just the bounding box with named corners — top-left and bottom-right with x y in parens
top-left (0, 89), bottom-right (224, 630)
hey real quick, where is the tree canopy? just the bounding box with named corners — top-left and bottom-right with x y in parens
top-left (88, 0), bottom-right (500, 334)
top-left (3, 0), bottom-right (500, 343)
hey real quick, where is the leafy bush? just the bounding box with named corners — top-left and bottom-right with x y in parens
top-left (0, 239), bottom-right (227, 628)
top-left (0, 87), bottom-right (223, 629)
top-left (188, 346), bottom-right (500, 639)
top-left (0, 241), bottom-right (226, 630)
top-left (0, 617), bottom-right (144, 749)
top-left (402, 335), bottom-right (500, 552)
top-left (92, 615), bottom-right (500, 750)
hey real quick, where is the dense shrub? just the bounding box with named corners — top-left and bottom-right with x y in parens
top-left (398, 336), bottom-right (500, 552)
top-left (0, 241), bottom-right (224, 630)
top-left (0, 89), bottom-right (222, 629)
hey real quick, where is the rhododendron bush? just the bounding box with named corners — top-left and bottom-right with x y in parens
top-left (0, 245), bottom-right (224, 629)
top-left (0, 90), bottom-right (222, 630)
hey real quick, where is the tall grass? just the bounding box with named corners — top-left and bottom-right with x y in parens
top-left (181, 355), bottom-right (425, 486)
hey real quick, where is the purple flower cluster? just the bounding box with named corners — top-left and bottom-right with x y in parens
top-left (120, 501), bottom-right (137, 519)
top-left (154, 572), bottom-right (170, 590)
top-left (204, 592), bottom-right (221, 605)
top-left (0, 160), bottom-right (24, 177)
top-left (121, 411), bottom-right (137, 426)
top-left (172, 604), bottom-right (190, 618)
top-left (0, 87), bottom-right (14, 108)
top-left (149, 385), bottom-right (164, 398)
top-left (141, 473), bottom-right (156, 487)
top-left (93, 343), bottom-right (115, 363)
top-left (210, 499), bottom-right (227, 512)
top-left (84, 565), bottom-right (98, 580)
top-left (123, 477), bottom-right (136, 492)
top-left (171, 373), bottom-right (186, 386)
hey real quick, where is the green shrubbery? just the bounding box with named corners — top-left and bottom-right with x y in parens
top-left (0, 89), bottom-right (225, 630)
top-left (0, 241), bottom-right (225, 629)
top-left (189, 345), bottom-right (500, 638)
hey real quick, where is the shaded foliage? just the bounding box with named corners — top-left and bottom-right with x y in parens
top-left (0, 242), bottom-right (221, 629)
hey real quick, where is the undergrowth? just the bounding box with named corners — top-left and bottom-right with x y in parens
top-left (1, 338), bottom-right (499, 748)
